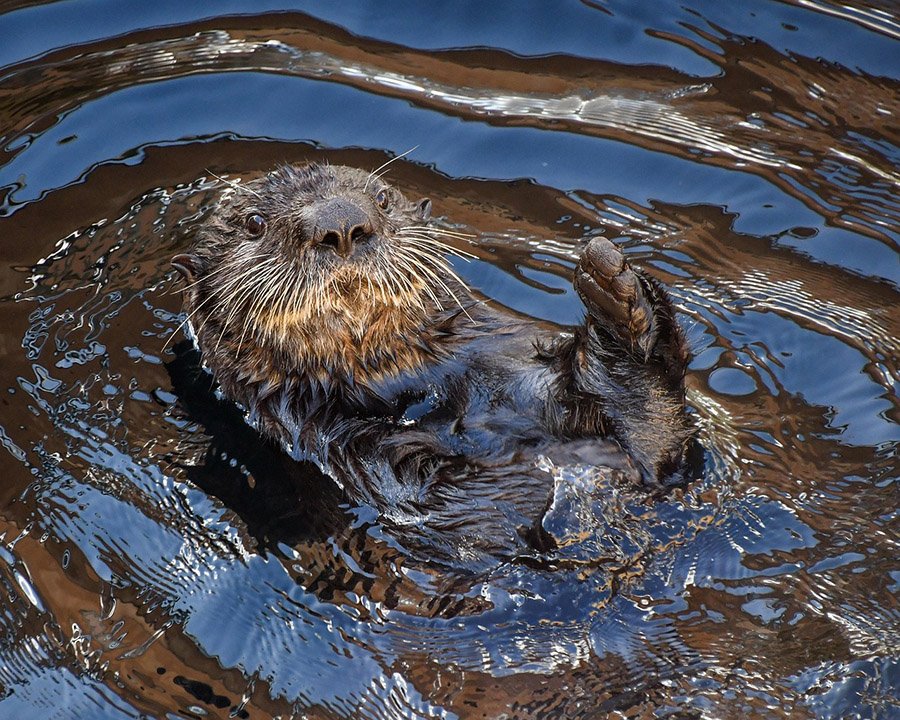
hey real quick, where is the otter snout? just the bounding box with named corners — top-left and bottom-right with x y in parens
top-left (306, 197), bottom-right (373, 258)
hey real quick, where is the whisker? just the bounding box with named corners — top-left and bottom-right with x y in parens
top-left (273, 268), bottom-right (305, 344)
top-left (174, 251), bottom-right (274, 293)
top-left (162, 286), bottom-right (225, 352)
top-left (236, 275), bottom-right (273, 353)
top-left (401, 247), bottom-right (471, 295)
top-left (244, 260), bottom-right (291, 347)
top-left (398, 232), bottom-right (477, 261)
top-left (372, 260), bottom-right (389, 306)
top-left (167, 252), bottom-right (279, 354)
top-left (206, 169), bottom-right (262, 199)
top-left (395, 246), bottom-right (473, 321)
top-left (269, 267), bottom-right (299, 341)
top-left (216, 260), bottom-right (282, 353)
top-left (394, 255), bottom-right (441, 311)
top-left (401, 225), bottom-right (476, 239)
top-left (395, 258), bottom-right (431, 313)
top-left (364, 146), bottom-right (418, 192)
top-left (397, 226), bottom-right (477, 246)
top-left (162, 256), bottom-right (263, 352)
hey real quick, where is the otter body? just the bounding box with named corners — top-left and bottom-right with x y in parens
top-left (174, 163), bottom-right (691, 566)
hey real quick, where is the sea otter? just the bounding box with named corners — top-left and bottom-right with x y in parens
top-left (172, 163), bottom-right (691, 567)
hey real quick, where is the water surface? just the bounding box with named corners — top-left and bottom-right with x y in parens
top-left (0, 2), bottom-right (897, 718)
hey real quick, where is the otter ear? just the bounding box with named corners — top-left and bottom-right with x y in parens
top-left (415, 198), bottom-right (432, 221)
top-left (171, 254), bottom-right (202, 282)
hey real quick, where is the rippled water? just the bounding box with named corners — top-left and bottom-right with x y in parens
top-left (1, 2), bottom-right (897, 718)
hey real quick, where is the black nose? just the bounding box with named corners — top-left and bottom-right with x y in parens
top-left (308, 197), bottom-right (372, 258)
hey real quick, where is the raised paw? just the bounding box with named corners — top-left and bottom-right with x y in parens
top-left (574, 238), bottom-right (657, 358)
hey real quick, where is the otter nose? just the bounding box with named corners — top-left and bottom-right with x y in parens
top-left (308, 197), bottom-right (373, 258)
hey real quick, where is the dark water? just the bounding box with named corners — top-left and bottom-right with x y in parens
top-left (0, 2), bottom-right (897, 718)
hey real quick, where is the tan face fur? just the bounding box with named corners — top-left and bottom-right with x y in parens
top-left (174, 164), bottom-right (467, 381)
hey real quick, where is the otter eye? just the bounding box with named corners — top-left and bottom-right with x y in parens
top-left (375, 189), bottom-right (390, 210)
top-left (245, 213), bottom-right (267, 237)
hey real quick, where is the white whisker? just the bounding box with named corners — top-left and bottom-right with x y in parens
top-left (364, 146), bottom-right (418, 192)
top-left (206, 169), bottom-right (262, 199)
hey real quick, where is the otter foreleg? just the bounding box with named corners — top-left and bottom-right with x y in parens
top-left (574, 237), bottom-right (688, 386)
top-left (563, 237), bottom-right (690, 480)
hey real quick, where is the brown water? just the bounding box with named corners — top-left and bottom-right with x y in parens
top-left (0, 2), bottom-right (897, 718)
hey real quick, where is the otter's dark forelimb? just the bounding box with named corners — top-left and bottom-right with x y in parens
top-left (563, 237), bottom-right (690, 481)
top-left (575, 237), bottom-right (688, 386)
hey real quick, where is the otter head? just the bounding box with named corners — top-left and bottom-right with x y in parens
top-left (174, 163), bottom-right (466, 391)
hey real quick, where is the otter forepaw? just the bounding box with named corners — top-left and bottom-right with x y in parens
top-left (575, 238), bottom-right (657, 358)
